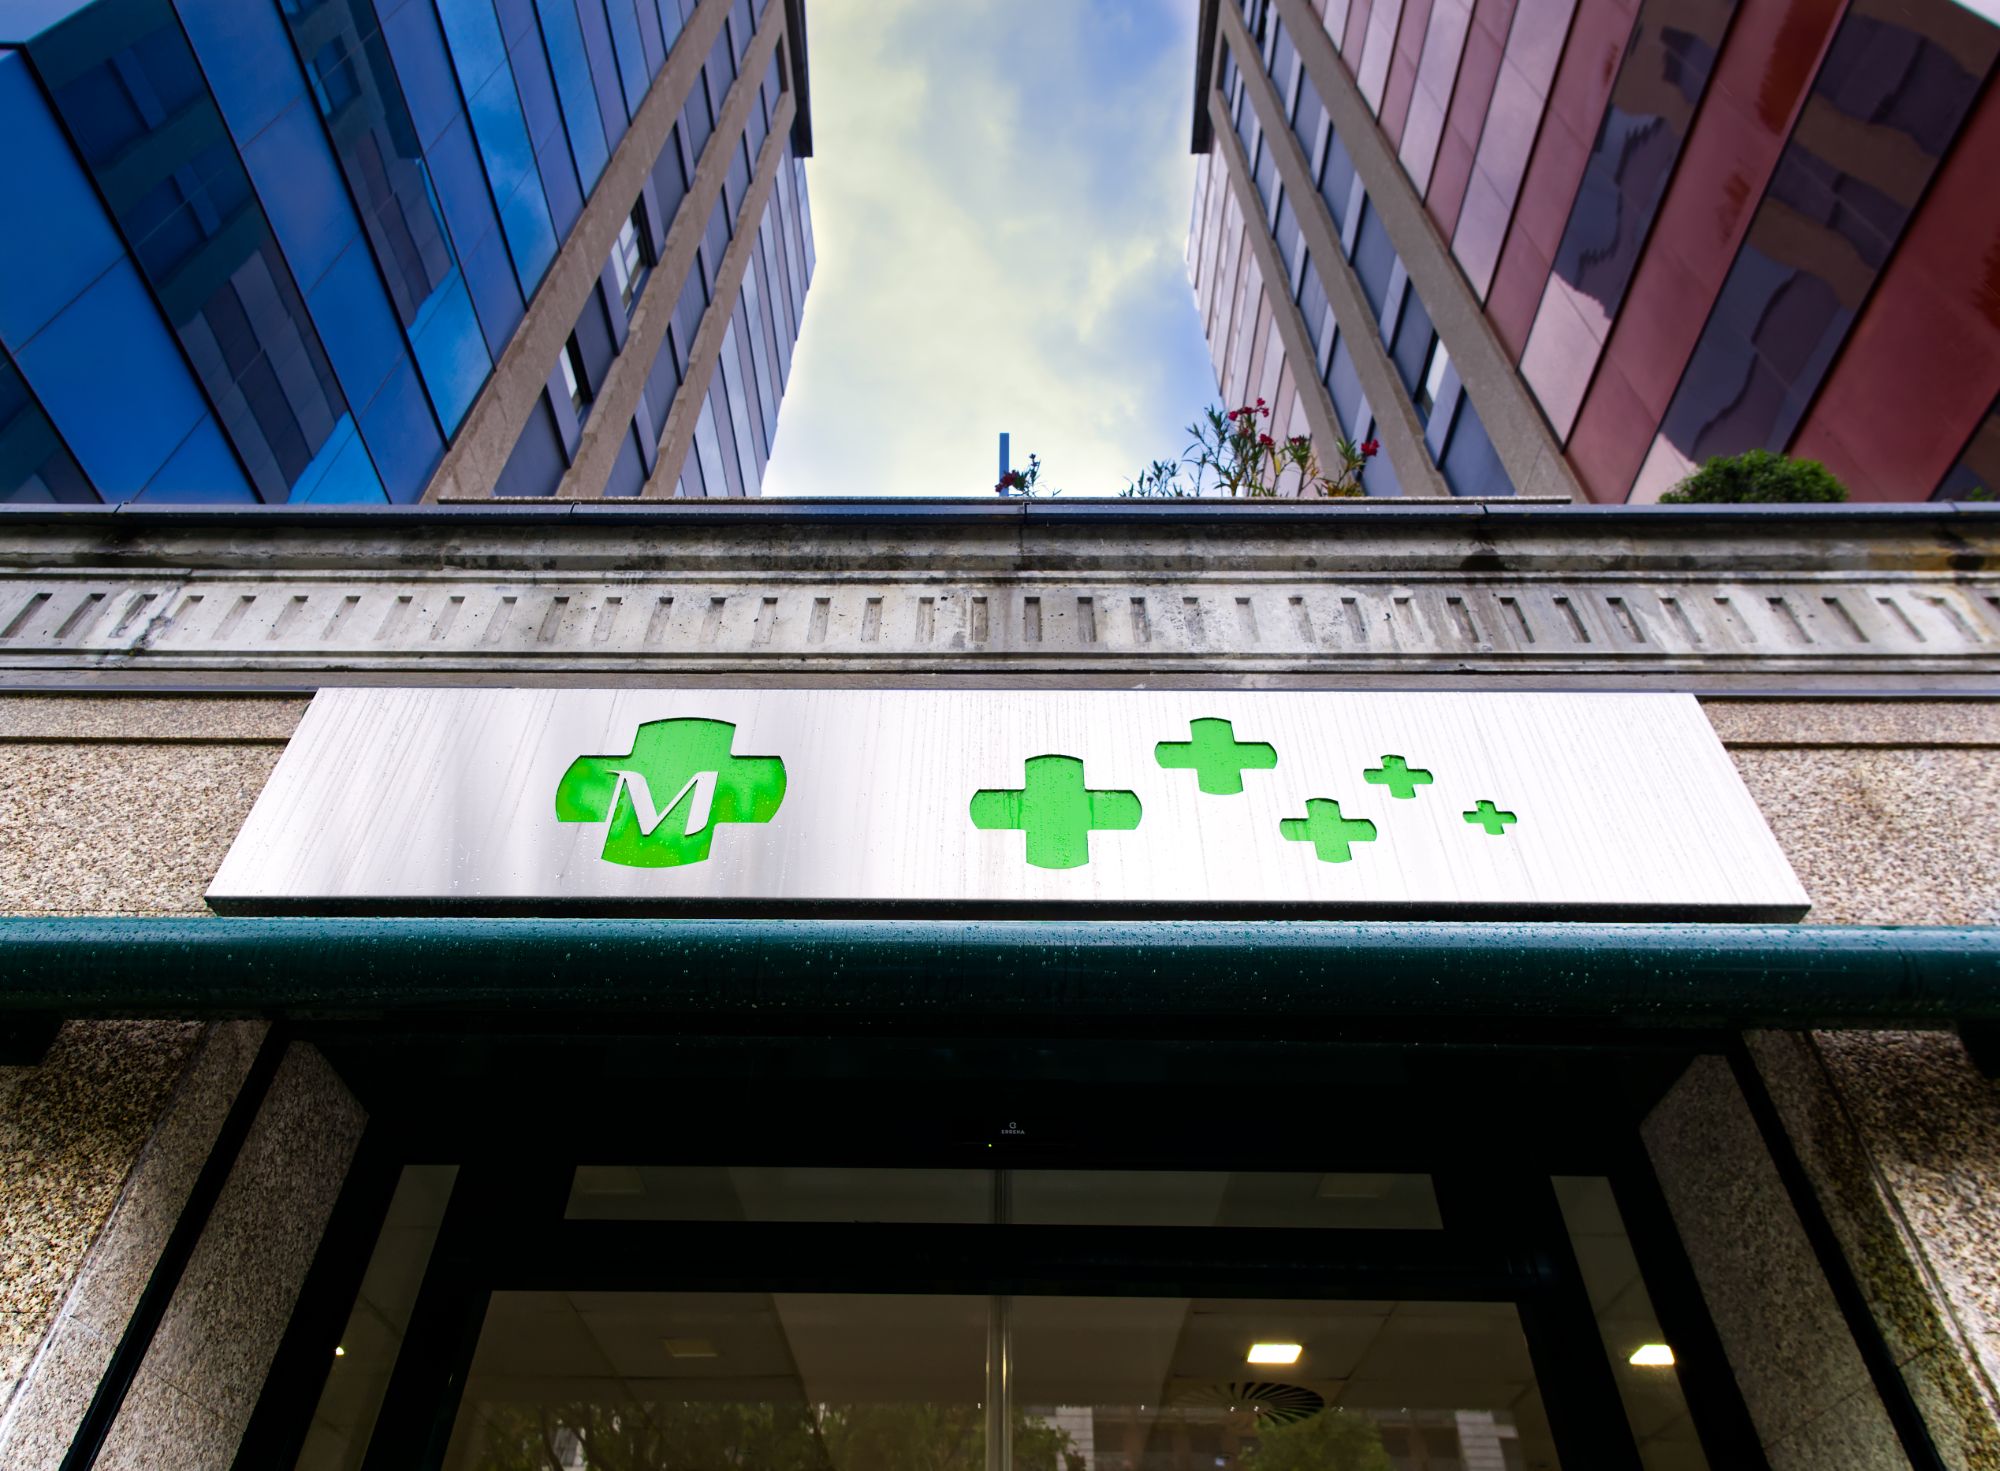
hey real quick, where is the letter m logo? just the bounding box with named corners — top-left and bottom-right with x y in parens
top-left (555, 718), bottom-right (786, 867)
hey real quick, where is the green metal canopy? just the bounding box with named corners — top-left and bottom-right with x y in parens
top-left (0, 918), bottom-right (1994, 1030)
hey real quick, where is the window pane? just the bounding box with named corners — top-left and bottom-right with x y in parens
top-left (1655, 7), bottom-right (1998, 467)
top-left (293, 1167), bottom-right (457, 1470)
top-left (567, 1168), bottom-right (1441, 1229)
top-left (1554, 1177), bottom-right (1709, 1469)
top-left (1016, 1297), bottom-right (1560, 1471)
top-left (444, 1293), bottom-right (987, 1471)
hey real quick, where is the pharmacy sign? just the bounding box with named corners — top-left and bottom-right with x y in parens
top-left (208, 688), bottom-right (1808, 917)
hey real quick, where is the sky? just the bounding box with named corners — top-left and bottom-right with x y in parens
top-left (758, 0), bottom-right (1222, 498)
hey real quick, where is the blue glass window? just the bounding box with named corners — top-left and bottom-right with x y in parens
top-left (691, 392), bottom-right (729, 496)
top-left (1441, 393), bottom-right (1510, 497)
top-left (252, 0), bottom-right (487, 456)
top-left (435, 0), bottom-right (559, 292)
top-left (1391, 287), bottom-right (1435, 401)
top-left (494, 393), bottom-right (567, 495)
top-left (642, 320), bottom-right (680, 440)
top-left (0, 49), bottom-right (125, 351)
top-left (1351, 203), bottom-right (1397, 320)
top-left (35, 2), bottom-right (353, 502)
top-left (717, 315), bottom-right (761, 482)
top-left (652, 123), bottom-right (688, 223)
top-left (698, 198), bottom-right (731, 296)
top-left (723, 137), bottom-right (751, 217)
top-left (1319, 127), bottom-right (1357, 236)
top-left (740, 270), bottom-right (777, 448)
top-left (670, 263), bottom-right (706, 373)
top-left (571, 0), bottom-right (628, 144)
top-left (536, 0), bottom-right (609, 188)
top-left (1325, 332), bottom-right (1364, 437)
top-left (0, 353), bottom-right (94, 502)
top-left (631, 0), bottom-right (667, 78)
top-left (604, 422), bottom-right (645, 495)
top-left (507, 6), bottom-right (583, 238)
top-left (680, 91), bottom-right (713, 167)
top-left (601, 0), bottom-right (650, 117)
top-left (1298, 254), bottom-right (1331, 360)
top-left (655, 0), bottom-right (684, 53)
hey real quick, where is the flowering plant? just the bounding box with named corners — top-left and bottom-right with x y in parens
top-left (1124, 400), bottom-right (1377, 498)
top-left (994, 452), bottom-right (1058, 497)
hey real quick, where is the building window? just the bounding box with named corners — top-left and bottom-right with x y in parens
top-left (1416, 339), bottom-right (1451, 422)
top-left (612, 205), bottom-right (651, 313)
top-left (559, 334), bottom-right (591, 417)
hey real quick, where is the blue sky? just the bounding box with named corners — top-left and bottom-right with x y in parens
top-left (759, 0), bottom-right (1221, 498)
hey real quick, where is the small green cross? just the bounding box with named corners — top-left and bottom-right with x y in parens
top-left (1279, 799), bottom-right (1379, 863)
top-left (970, 755), bottom-right (1142, 869)
top-left (1463, 800), bottom-right (1517, 835)
top-left (1155, 717), bottom-right (1278, 795)
top-left (1363, 754), bottom-right (1433, 799)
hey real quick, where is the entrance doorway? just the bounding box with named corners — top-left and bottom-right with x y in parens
top-left (273, 1164), bottom-right (1742, 1470)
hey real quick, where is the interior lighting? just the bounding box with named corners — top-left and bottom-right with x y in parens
top-left (1629, 1344), bottom-right (1675, 1367)
top-left (334, 1346), bottom-right (346, 1357)
top-left (1246, 1343), bottom-right (1302, 1366)
top-left (664, 1338), bottom-right (719, 1359)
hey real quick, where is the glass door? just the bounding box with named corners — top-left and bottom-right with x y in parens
top-left (276, 1165), bottom-right (1737, 1471)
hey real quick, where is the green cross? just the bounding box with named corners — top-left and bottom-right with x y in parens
top-left (970, 755), bottom-right (1143, 869)
top-left (1155, 717), bottom-right (1278, 795)
top-left (1463, 800), bottom-right (1517, 836)
top-left (554, 717), bottom-right (786, 868)
top-left (1363, 754), bottom-right (1433, 799)
top-left (1279, 799), bottom-right (1379, 863)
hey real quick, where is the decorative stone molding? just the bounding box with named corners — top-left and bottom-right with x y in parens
top-left (0, 504), bottom-right (1994, 690)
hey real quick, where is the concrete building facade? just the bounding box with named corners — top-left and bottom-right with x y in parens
top-left (1188, 0), bottom-right (2000, 501)
top-left (0, 0), bottom-right (813, 506)
top-left (0, 500), bottom-right (1995, 1470)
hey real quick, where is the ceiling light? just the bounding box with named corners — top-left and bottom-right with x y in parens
top-left (664, 1337), bottom-right (719, 1359)
top-left (1628, 1344), bottom-right (1675, 1368)
top-left (1247, 1343), bottom-right (1302, 1366)
top-left (334, 1346), bottom-right (346, 1357)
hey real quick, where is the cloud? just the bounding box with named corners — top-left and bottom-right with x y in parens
top-left (760, 0), bottom-right (1220, 497)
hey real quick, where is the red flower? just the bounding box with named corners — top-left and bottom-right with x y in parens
top-left (1258, 433), bottom-right (1275, 448)
top-left (1361, 438), bottom-right (1380, 457)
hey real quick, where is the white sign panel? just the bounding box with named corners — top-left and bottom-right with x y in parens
top-left (207, 689), bottom-right (1809, 917)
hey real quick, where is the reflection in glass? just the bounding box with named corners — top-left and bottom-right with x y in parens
top-left (444, 1293), bottom-right (991, 1471)
top-left (1553, 1178), bottom-right (1707, 1470)
top-left (1934, 395), bottom-right (2000, 500)
top-left (277, 0), bottom-right (491, 435)
top-left (297, 1166), bottom-right (458, 1471)
top-left (39, 0), bottom-right (361, 502)
top-left (1654, 9), bottom-right (1999, 473)
top-left (0, 355), bottom-right (93, 503)
top-left (441, 1293), bottom-right (1558, 1471)
top-left (1521, 0), bottom-right (1737, 436)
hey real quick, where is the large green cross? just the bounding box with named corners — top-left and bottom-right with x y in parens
top-left (1363, 754), bottom-right (1432, 799)
top-left (1154, 717), bottom-right (1278, 795)
top-left (1463, 800), bottom-right (1517, 835)
top-left (1279, 799), bottom-right (1379, 863)
top-left (970, 755), bottom-right (1143, 869)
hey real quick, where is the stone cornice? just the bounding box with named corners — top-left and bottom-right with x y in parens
top-left (0, 504), bottom-right (1994, 690)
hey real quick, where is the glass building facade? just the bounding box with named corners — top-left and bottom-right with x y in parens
top-left (1190, 0), bottom-right (2000, 502)
top-left (0, 0), bottom-right (811, 504)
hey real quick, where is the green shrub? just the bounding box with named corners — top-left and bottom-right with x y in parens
top-left (1659, 449), bottom-right (1849, 503)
